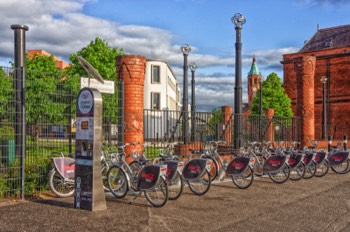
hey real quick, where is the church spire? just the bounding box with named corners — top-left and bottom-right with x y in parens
top-left (248, 55), bottom-right (260, 76)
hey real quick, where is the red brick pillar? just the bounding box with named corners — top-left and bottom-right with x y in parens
top-left (221, 105), bottom-right (232, 144)
top-left (265, 108), bottom-right (274, 142)
top-left (116, 55), bottom-right (146, 162)
top-left (294, 56), bottom-right (316, 147)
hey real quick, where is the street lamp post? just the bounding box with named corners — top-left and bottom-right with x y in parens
top-left (190, 62), bottom-right (197, 142)
top-left (321, 76), bottom-right (327, 140)
top-left (181, 44), bottom-right (191, 144)
top-left (232, 13), bottom-right (246, 149)
top-left (259, 77), bottom-right (263, 141)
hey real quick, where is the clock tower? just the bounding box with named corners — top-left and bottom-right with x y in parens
top-left (247, 55), bottom-right (262, 107)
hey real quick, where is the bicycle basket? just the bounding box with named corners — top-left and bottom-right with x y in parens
top-left (163, 160), bottom-right (179, 181)
top-left (303, 153), bottom-right (314, 165)
top-left (314, 152), bottom-right (326, 165)
top-left (53, 157), bottom-right (75, 179)
top-left (226, 157), bottom-right (250, 175)
top-left (328, 151), bottom-right (349, 166)
top-left (182, 158), bottom-right (207, 180)
top-left (263, 155), bottom-right (287, 173)
top-left (138, 164), bottom-right (166, 190)
top-left (288, 153), bottom-right (303, 169)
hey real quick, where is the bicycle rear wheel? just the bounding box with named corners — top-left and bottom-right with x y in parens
top-left (231, 166), bottom-right (254, 189)
top-left (330, 158), bottom-right (350, 174)
top-left (48, 168), bottom-right (75, 198)
top-left (187, 170), bottom-right (211, 195)
top-left (303, 161), bottom-right (316, 179)
top-left (144, 177), bottom-right (168, 207)
top-left (315, 160), bottom-right (329, 177)
top-left (268, 163), bottom-right (290, 184)
top-left (168, 171), bottom-right (184, 200)
top-left (107, 166), bottom-right (128, 199)
top-left (289, 162), bottom-right (305, 181)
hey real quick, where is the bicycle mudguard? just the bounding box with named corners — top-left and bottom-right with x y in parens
top-left (314, 152), bottom-right (327, 165)
top-left (182, 158), bottom-right (208, 180)
top-left (138, 164), bottom-right (167, 190)
top-left (328, 151), bottom-right (349, 166)
top-left (53, 157), bottom-right (75, 179)
top-left (303, 153), bottom-right (314, 165)
top-left (288, 153), bottom-right (303, 169)
top-left (263, 155), bottom-right (287, 173)
top-left (226, 157), bottom-right (250, 175)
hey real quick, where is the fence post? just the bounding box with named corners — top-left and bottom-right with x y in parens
top-left (11, 24), bottom-right (28, 200)
top-left (328, 135), bottom-right (332, 153)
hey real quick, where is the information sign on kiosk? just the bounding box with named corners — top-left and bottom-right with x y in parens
top-left (74, 56), bottom-right (107, 211)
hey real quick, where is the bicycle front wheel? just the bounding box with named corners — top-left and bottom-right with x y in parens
top-left (168, 171), bottom-right (184, 200)
top-left (330, 158), bottom-right (350, 174)
top-left (107, 166), bottom-right (128, 199)
top-left (144, 177), bottom-right (168, 207)
top-left (231, 166), bottom-right (254, 189)
top-left (268, 163), bottom-right (290, 184)
top-left (289, 162), bottom-right (306, 181)
top-left (101, 162), bottom-right (110, 192)
top-left (187, 170), bottom-right (211, 195)
top-left (315, 160), bottom-right (329, 177)
top-left (48, 168), bottom-right (75, 198)
top-left (303, 161), bottom-right (316, 179)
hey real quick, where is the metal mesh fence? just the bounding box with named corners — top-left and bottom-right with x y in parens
top-left (0, 67), bottom-right (122, 199)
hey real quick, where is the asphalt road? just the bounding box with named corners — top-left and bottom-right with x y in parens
top-left (0, 171), bottom-right (349, 232)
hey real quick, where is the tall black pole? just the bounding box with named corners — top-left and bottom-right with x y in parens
top-left (11, 24), bottom-right (29, 200)
top-left (190, 62), bottom-right (197, 142)
top-left (321, 76), bottom-right (327, 140)
top-left (232, 13), bottom-right (246, 149)
top-left (181, 45), bottom-right (191, 144)
top-left (259, 78), bottom-right (263, 141)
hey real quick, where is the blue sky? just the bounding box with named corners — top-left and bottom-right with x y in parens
top-left (1, 0), bottom-right (350, 111)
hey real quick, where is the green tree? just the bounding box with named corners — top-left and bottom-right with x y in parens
top-left (251, 72), bottom-right (293, 117)
top-left (0, 67), bottom-right (13, 121)
top-left (65, 37), bottom-right (124, 140)
top-left (26, 54), bottom-right (65, 143)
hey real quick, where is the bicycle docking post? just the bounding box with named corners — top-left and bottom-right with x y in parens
top-left (74, 88), bottom-right (107, 211)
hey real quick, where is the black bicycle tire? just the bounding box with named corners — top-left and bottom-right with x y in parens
top-left (144, 177), bottom-right (168, 207)
top-left (187, 170), bottom-right (211, 195)
top-left (107, 165), bottom-right (129, 199)
top-left (289, 162), bottom-right (306, 181)
top-left (330, 158), bottom-right (350, 174)
top-left (268, 163), bottom-right (290, 184)
top-left (168, 171), bottom-right (184, 200)
top-left (232, 166), bottom-right (254, 189)
top-left (315, 160), bottom-right (329, 177)
top-left (48, 168), bottom-right (75, 198)
top-left (303, 161), bottom-right (316, 179)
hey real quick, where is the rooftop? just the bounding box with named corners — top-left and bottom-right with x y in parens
top-left (299, 24), bottom-right (350, 53)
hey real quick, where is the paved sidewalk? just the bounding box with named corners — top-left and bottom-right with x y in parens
top-left (1, 172), bottom-right (350, 232)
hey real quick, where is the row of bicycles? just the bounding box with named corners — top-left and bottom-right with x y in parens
top-left (48, 139), bottom-right (350, 208)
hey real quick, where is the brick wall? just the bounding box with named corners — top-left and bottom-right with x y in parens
top-left (283, 47), bottom-right (350, 141)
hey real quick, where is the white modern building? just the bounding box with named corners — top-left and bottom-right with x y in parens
top-left (144, 59), bottom-right (181, 111)
top-left (143, 60), bottom-right (182, 141)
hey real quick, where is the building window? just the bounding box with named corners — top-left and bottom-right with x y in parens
top-left (152, 65), bottom-right (160, 83)
top-left (151, 92), bottom-right (161, 110)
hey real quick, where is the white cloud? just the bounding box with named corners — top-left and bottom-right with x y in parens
top-left (0, 0), bottom-right (295, 111)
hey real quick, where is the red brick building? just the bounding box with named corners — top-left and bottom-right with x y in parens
top-left (282, 24), bottom-right (350, 143)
